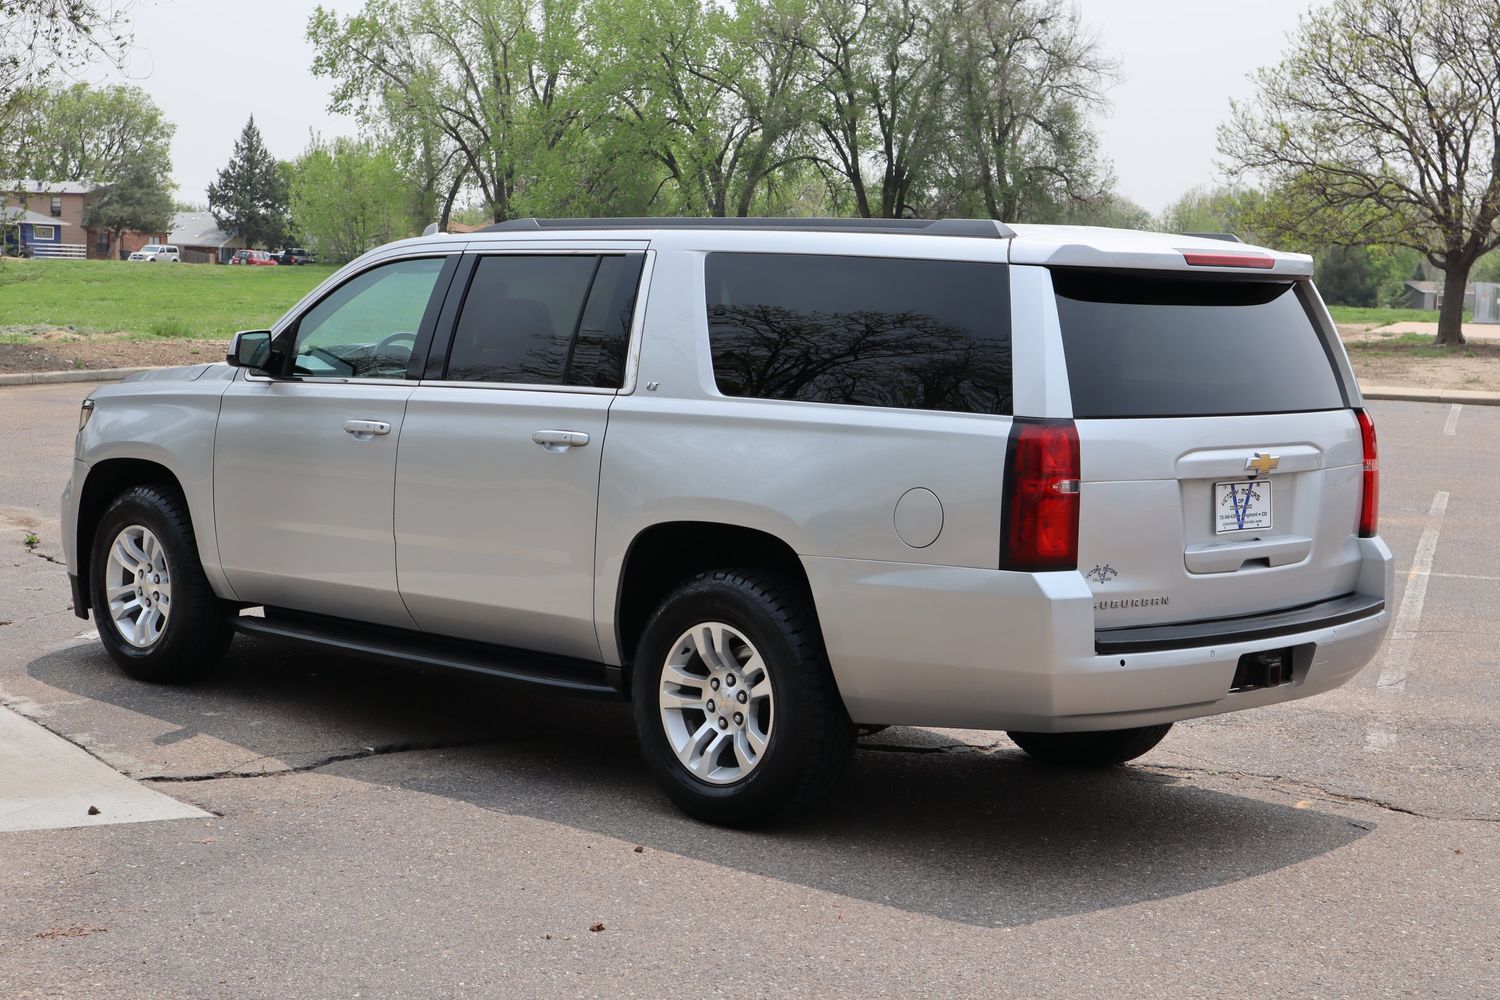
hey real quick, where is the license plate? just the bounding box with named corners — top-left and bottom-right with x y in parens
top-left (1214, 480), bottom-right (1272, 533)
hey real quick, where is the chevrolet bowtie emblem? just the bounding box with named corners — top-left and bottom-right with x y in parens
top-left (1245, 452), bottom-right (1279, 476)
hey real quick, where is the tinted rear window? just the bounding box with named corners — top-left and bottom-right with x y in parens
top-left (1052, 272), bottom-right (1345, 418)
top-left (705, 253), bottom-right (1011, 415)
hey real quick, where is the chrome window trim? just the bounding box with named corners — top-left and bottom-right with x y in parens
top-left (416, 379), bottom-right (618, 396)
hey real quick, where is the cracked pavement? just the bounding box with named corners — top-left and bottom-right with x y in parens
top-left (1, 382), bottom-right (1498, 998)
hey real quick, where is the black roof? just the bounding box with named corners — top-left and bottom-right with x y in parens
top-left (481, 217), bottom-right (1015, 239)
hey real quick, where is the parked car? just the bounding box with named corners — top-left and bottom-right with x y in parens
top-left (61, 218), bottom-right (1392, 826)
top-left (127, 244), bottom-right (180, 263)
top-left (228, 249), bottom-right (278, 266)
top-left (278, 247), bottom-right (315, 266)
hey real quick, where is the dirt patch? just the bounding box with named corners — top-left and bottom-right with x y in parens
top-left (0, 333), bottom-right (227, 373)
top-left (1338, 326), bottom-right (1500, 392)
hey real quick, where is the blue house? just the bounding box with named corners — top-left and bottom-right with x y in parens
top-left (1, 205), bottom-right (74, 256)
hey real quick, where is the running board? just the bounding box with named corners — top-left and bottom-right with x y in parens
top-left (233, 609), bottom-right (624, 698)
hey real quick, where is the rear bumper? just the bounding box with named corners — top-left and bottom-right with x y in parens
top-left (1094, 593), bottom-right (1384, 655)
top-left (803, 536), bottom-right (1394, 731)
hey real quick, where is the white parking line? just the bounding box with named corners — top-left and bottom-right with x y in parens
top-left (1376, 491), bottom-right (1450, 694)
top-left (1443, 403), bottom-right (1463, 436)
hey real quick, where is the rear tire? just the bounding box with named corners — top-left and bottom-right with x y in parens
top-left (632, 570), bottom-right (854, 827)
top-left (1007, 724), bottom-right (1172, 767)
top-left (88, 485), bottom-right (232, 683)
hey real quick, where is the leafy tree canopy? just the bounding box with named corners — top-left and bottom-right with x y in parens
top-left (3, 82), bottom-right (173, 182)
top-left (289, 136), bottom-right (417, 262)
top-left (1221, 0), bottom-right (1500, 345)
top-left (82, 155), bottom-right (173, 239)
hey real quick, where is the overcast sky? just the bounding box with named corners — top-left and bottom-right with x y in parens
top-left (89, 0), bottom-right (1317, 216)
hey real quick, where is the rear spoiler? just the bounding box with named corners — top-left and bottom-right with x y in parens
top-left (1011, 241), bottom-right (1313, 277)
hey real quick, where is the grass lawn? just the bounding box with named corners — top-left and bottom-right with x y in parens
top-left (1344, 332), bottom-right (1497, 359)
top-left (1325, 305), bottom-right (1476, 325)
top-left (0, 258), bottom-right (335, 339)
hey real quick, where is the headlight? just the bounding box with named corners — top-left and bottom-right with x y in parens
top-left (79, 398), bottom-right (94, 431)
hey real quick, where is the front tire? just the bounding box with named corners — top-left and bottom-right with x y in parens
top-left (632, 570), bottom-right (854, 827)
top-left (88, 485), bottom-right (232, 682)
top-left (1007, 724), bottom-right (1172, 767)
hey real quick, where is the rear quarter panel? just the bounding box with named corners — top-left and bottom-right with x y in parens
top-left (594, 238), bottom-right (1015, 665)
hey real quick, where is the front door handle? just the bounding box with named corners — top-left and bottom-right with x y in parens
top-left (343, 419), bottom-right (392, 438)
top-left (532, 429), bottom-right (590, 452)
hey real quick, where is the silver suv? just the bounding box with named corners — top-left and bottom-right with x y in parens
top-left (61, 218), bottom-right (1393, 825)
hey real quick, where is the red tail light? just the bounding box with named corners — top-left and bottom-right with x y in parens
top-left (1002, 420), bottom-right (1080, 571)
top-left (1356, 408), bottom-right (1379, 537)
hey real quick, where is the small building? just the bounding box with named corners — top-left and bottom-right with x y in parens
top-left (168, 211), bottom-right (245, 264)
top-left (1402, 280), bottom-right (1477, 312)
top-left (1, 179), bottom-right (167, 259)
top-left (0, 205), bottom-right (77, 256)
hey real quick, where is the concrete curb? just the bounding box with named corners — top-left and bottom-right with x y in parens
top-left (0, 367), bottom-right (155, 387)
top-left (1362, 386), bottom-right (1500, 406)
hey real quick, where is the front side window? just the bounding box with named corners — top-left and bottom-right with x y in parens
top-left (704, 253), bottom-right (1013, 415)
top-left (445, 253), bottom-right (643, 387)
top-left (49, 196), bottom-right (61, 217)
top-left (32, 225), bottom-right (55, 241)
top-left (290, 257), bottom-right (446, 379)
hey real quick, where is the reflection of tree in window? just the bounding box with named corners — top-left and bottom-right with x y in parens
top-left (710, 305), bottom-right (1011, 414)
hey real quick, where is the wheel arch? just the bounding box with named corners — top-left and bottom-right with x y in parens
top-left (74, 458), bottom-right (196, 615)
top-left (610, 521), bottom-right (820, 683)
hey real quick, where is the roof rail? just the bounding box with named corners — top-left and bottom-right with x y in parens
top-left (482, 217), bottom-right (1015, 239)
top-left (1183, 232), bottom-right (1244, 243)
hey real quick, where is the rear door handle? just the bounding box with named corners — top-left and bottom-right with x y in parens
top-left (343, 419), bottom-right (391, 438)
top-left (532, 429), bottom-right (590, 451)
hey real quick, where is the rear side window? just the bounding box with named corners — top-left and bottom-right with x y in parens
top-left (446, 254), bottom-right (643, 387)
top-left (1052, 272), bottom-right (1345, 418)
top-left (705, 253), bottom-right (1012, 415)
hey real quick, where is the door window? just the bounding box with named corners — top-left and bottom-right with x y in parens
top-left (291, 257), bottom-right (446, 379)
top-left (445, 254), bottom-right (644, 387)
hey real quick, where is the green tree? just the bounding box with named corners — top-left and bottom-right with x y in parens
top-left (1064, 192), bottom-right (1153, 231)
top-left (796, 0), bottom-right (951, 218)
top-left (1, 1), bottom-right (132, 161)
top-left (590, 0), bottom-right (817, 216)
top-left (1221, 0), bottom-right (1500, 346)
top-left (1314, 245), bottom-right (1380, 306)
top-left (82, 157), bottom-right (173, 252)
top-left (4, 83), bottom-right (173, 182)
top-left (290, 137), bottom-right (417, 261)
top-left (310, 0), bottom-right (595, 223)
top-left (1157, 186), bottom-right (1266, 242)
top-left (940, 0), bottom-right (1114, 223)
top-left (208, 116), bottom-right (290, 249)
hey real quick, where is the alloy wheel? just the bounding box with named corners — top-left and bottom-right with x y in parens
top-left (103, 524), bottom-right (172, 648)
top-left (658, 622), bottom-right (774, 785)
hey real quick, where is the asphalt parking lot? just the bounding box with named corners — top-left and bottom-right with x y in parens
top-left (1, 383), bottom-right (1496, 999)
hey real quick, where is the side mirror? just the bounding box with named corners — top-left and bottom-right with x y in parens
top-left (226, 330), bottom-right (273, 372)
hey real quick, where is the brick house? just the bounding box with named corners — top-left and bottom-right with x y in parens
top-left (1, 180), bottom-right (168, 259)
